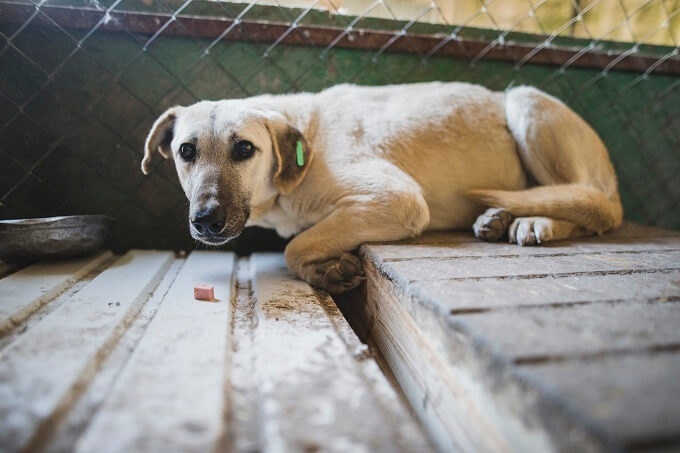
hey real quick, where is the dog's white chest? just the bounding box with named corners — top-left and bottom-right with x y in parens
top-left (248, 202), bottom-right (303, 238)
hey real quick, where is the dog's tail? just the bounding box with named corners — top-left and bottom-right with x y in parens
top-left (465, 184), bottom-right (623, 234)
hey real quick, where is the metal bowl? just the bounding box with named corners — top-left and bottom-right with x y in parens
top-left (0, 215), bottom-right (113, 262)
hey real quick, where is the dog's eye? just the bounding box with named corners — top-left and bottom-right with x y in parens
top-left (232, 140), bottom-right (256, 161)
top-left (179, 143), bottom-right (196, 161)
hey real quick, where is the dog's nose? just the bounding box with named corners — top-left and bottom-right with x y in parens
top-left (191, 208), bottom-right (226, 236)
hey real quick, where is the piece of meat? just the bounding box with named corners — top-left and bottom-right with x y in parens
top-left (193, 284), bottom-right (215, 301)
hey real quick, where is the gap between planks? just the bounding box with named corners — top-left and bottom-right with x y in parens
top-left (408, 266), bottom-right (680, 283)
top-left (449, 295), bottom-right (680, 315)
top-left (382, 247), bottom-right (680, 263)
top-left (513, 342), bottom-right (680, 366)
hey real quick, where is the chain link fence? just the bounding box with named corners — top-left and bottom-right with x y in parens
top-left (0, 0), bottom-right (678, 252)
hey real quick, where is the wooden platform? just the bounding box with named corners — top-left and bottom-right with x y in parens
top-left (334, 222), bottom-right (680, 452)
top-left (0, 252), bottom-right (430, 452)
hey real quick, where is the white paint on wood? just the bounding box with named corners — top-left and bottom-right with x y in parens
top-left (46, 258), bottom-right (186, 452)
top-left (76, 251), bottom-right (235, 453)
top-left (251, 253), bottom-right (431, 452)
top-left (0, 250), bottom-right (173, 452)
top-left (0, 251), bottom-right (113, 335)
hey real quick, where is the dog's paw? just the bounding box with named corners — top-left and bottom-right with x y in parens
top-left (508, 217), bottom-right (554, 246)
top-left (473, 208), bottom-right (515, 242)
top-left (305, 253), bottom-right (365, 294)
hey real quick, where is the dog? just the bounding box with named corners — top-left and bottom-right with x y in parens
top-left (142, 82), bottom-right (622, 293)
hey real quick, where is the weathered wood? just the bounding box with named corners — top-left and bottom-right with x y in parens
top-left (418, 270), bottom-right (680, 312)
top-left (46, 258), bottom-right (186, 453)
top-left (357, 223), bottom-right (680, 452)
top-left (528, 353), bottom-right (680, 448)
top-left (362, 259), bottom-right (604, 452)
top-left (0, 251), bottom-right (430, 451)
top-left (382, 250), bottom-right (680, 283)
top-left (456, 301), bottom-right (680, 360)
top-left (76, 251), bottom-right (235, 453)
top-left (0, 250), bottom-right (173, 452)
top-left (250, 253), bottom-right (431, 452)
top-left (0, 251), bottom-right (113, 335)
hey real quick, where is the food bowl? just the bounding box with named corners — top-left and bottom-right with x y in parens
top-left (0, 215), bottom-right (113, 262)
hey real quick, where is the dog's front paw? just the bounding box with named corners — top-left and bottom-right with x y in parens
top-left (304, 253), bottom-right (365, 294)
top-left (473, 208), bottom-right (515, 242)
top-left (508, 217), bottom-right (553, 246)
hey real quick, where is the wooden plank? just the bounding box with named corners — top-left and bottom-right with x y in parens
top-left (45, 258), bottom-right (185, 452)
top-left (367, 236), bottom-right (680, 261)
top-left (417, 270), bottom-right (680, 312)
top-left (382, 250), bottom-right (680, 283)
top-left (0, 251), bottom-right (113, 335)
top-left (528, 352), bottom-right (680, 448)
top-left (250, 254), bottom-right (432, 452)
top-left (76, 251), bottom-right (235, 453)
top-left (456, 301), bottom-right (680, 360)
top-left (0, 250), bottom-right (173, 452)
top-left (359, 259), bottom-right (595, 453)
top-left (357, 227), bottom-right (680, 451)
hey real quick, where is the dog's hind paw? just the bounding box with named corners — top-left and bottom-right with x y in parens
top-left (473, 208), bottom-right (514, 242)
top-left (508, 217), bottom-right (554, 246)
top-left (307, 253), bottom-right (365, 294)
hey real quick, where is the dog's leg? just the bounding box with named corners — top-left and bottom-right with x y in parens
top-left (508, 216), bottom-right (590, 246)
top-left (284, 194), bottom-right (430, 293)
top-left (473, 208), bottom-right (515, 241)
top-left (467, 86), bottom-right (622, 245)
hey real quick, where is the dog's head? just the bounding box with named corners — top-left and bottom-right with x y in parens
top-left (141, 101), bottom-right (313, 245)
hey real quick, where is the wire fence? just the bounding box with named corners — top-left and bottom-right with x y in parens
top-left (0, 0), bottom-right (678, 252)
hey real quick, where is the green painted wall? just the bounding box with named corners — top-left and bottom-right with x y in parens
top-left (1, 8), bottom-right (678, 252)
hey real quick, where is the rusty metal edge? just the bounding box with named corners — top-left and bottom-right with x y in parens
top-left (1, 2), bottom-right (678, 75)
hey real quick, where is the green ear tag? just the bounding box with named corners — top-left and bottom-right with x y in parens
top-left (296, 140), bottom-right (304, 167)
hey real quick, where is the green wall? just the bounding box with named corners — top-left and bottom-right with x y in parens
top-left (1, 6), bottom-right (678, 252)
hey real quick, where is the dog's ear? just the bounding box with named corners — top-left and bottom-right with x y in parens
top-left (265, 114), bottom-right (314, 194)
top-left (141, 106), bottom-right (181, 175)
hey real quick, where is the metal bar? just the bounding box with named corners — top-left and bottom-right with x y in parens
top-left (1, 3), bottom-right (678, 75)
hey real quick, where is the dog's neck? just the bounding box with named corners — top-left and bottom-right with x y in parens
top-left (246, 194), bottom-right (305, 238)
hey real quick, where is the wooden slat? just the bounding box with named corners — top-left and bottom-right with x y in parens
top-left (0, 251), bottom-right (112, 335)
top-left (456, 301), bottom-right (680, 360)
top-left (418, 270), bottom-right (680, 312)
top-left (368, 236), bottom-right (680, 261)
top-left (76, 251), bottom-right (235, 453)
top-left (383, 250), bottom-right (680, 283)
top-left (360, 259), bottom-right (573, 452)
top-left (529, 353), bottom-right (680, 447)
top-left (357, 224), bottom-right (680, 451)
top-left (0, 250), bottom-right (173, 452)
top-left (250, 253), bottom-right (432, 452)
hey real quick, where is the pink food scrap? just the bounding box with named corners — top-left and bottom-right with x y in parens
top-left (193, 284), bottom-right (215, 301)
